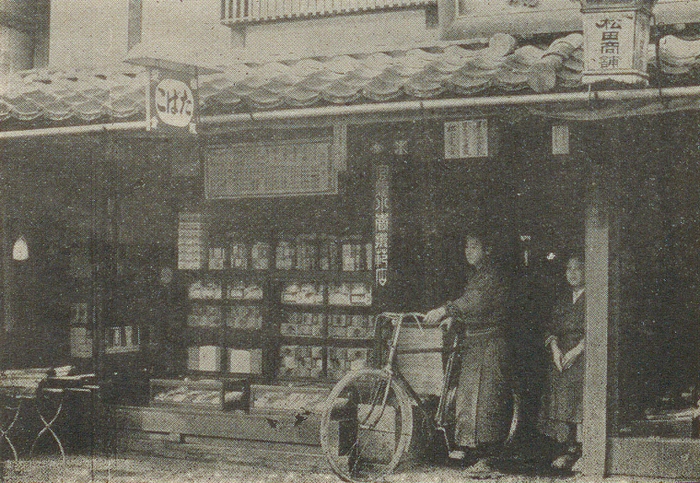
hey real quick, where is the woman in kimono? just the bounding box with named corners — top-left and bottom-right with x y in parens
top-left (539, 255), bottom-right (585, 470)
top-left (425, 233), bottom-right (513, 467)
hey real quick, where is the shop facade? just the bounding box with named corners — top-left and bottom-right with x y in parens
top-left (3, 0), bottom-right (700, 478)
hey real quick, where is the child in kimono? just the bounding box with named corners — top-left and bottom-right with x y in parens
top-left (539, 255), bottom-right (585, 470)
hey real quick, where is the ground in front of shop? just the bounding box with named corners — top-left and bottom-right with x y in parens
top-left (0, 453), bottom-right (682, 483)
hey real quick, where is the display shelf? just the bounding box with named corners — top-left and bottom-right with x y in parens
top-left (269, 269), bottom-right (373, 283)
top-left (150, 378), bottom-right (249, 412)
top-left (223, 330), bottom-right (267, 347)
top-left (184, 327), bottom-right (222, 346)
top-left (177, 207), bottom-right (377, 384)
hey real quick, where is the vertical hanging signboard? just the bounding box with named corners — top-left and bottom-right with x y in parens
top-left (374, 165), bottom-right (390, 287)
top-left (581, 0), bottom-right (654, 85)
top-left (147, 68), bottom-right (198, 134)
top-left (444, 119), bottom-right (489, 159)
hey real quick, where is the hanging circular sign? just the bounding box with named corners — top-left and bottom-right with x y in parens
top-left (154, 78), bottom-right (194, 127)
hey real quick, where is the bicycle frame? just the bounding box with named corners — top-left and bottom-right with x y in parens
top-left (375, 312), bottom-right (460, 456)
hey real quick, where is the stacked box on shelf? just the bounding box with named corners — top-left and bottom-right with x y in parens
top-left (327, 347), bottom-right (369, 380)
top-left (281, 283), bottom-right (324, 305)
top-left (279, 345), bottom-right (323, 378)
top-left (187, 304), bottom-right (222, 327)
top-left (276, 239), bottom-right (295, 270)
top-left (229, 234), bottom-right (249, 269)
top-left (188, 346), bottom-right (222, 372)
top-left (227, 281), bottom-right (263, 300)
top-left (280, 312), bottom-right (324, 337)
top-left (295, 234), bottom-right (318, 270)
top-left (328, 314), bottom-right (375, 339)
top-left (227, 348), bottom-right (263, 374)
top-left (318, 235), bottom-right (339, 271)
top-left (250, 242), bottom-right (270, 270)
top-left (226, 306), bottom-right (262, 330)
top-left (208, 246), bottom-right (226, 270)
top-left (105, 325), bottom-right (141, 353)
top-left (178, 213), bottom-right (207, 270)
top-left (341, 237), bottom-right (372, 272)
top-left (328, 283), bottom-right (372, 306)
top-left (188, 280), bottom-right (223, 299)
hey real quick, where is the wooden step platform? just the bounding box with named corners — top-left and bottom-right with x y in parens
top-left (115, 431), bottom-right (327, 472)
top-left (108, 405), bottom-right (328, 472)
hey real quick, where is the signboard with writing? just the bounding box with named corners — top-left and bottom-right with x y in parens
top-left (204, 140), bottom-right (338, 199)
top-left (374, 165), bottom-right (390, 287)
top-left (552, 124), bottom-right (570, 155)
top-left (582, 10), bottom-right (650, 85)
top-left (148, 69), bottom-right (198, 134)
top-left (444, 119), bottom-right (489, 159)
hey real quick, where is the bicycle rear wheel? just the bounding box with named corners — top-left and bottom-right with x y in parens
top-left (320, 369), bottom-right (414, 482)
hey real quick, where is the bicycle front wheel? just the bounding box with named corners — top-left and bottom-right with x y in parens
top-left (320, 369), bottom-right (414, 483)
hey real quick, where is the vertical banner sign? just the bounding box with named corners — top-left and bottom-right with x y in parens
top-left (552, 124), bottom-right (570, 155)
top-left (148, 68), bottom-right (198, 134)
top-left (582, 9), bottom-right (651, 85)
top-left (374, 165), bottom-right (390, 287)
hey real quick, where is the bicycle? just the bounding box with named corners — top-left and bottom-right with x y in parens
top-left (319, 311), bottom-right (494, 482)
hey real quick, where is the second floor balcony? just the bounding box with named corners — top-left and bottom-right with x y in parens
top-left (221, 0), bottom-right (435, 24)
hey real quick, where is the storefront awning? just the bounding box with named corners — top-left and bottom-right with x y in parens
top-left (1, 32), bottom-right (700, 133)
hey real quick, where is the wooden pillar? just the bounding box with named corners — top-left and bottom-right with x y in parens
top-left (581, 196), bottom-right (609, 477)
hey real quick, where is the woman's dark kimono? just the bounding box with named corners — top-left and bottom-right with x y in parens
top-left (445, 262), bottom-right (512, 448)
top-left (538, 292), bottom-right (585, 443)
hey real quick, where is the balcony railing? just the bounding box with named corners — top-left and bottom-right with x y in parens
top-left (221, 0), bottom-right (434, 24)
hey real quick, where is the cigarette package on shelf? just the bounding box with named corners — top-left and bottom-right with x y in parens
top-left (341, 240), bottom-right (363, 272)
top-left (327, 347), bottom-right (369, 380)
top-left (251, 242), bottom-right (270, 270)
top-left (275, 240), bottom-right (295, 270)
top-left (295, 235), bottom-right (318, 271)
top-left (281, 283), bottom-right (324, 305)
top-left (187, 345), bottom-right (222, 372)
top-left (328, 283), bottom-right (372, 306)
top-left (105, 326), bottom-right (141, 353)
top-left (208, 247), bottom-right (226, 270)
top-left (227, 281), bottom-right (263, 300)
top-left (229, 237), bottom-right (249, 269)
top-left (280, 312), bottom-right (324, 337)
top-left (226, 305), bottom-right (263, 330)
top-left (188, 304), bottom-right (222, 327)
top-left (150, 378), bottom-right (248, 411)
top-left (278, 345), bottom-right (324, 378)
top-left (178, 213), bottom-right (208, 270)
top-left (318, 236), bottom-right (339, 271)
top-left (227, 348), bottom-right (263, 374)
top-left (188, 280), bottom-right (223, 299)
top-left (328, 314), bottom-right (375, 339)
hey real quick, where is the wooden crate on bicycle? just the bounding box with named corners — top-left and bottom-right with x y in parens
top-left (395, 318), bottom-right (444, 397)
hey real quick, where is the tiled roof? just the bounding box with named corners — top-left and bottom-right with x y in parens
top-left (1, 33), bottom-right (700, 126)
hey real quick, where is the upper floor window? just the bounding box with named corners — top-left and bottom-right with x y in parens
top-left (221, 0), bottom-right (435, 24)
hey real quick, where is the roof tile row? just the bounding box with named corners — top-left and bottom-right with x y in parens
top-left (1, 33), bottom-right (699, 125)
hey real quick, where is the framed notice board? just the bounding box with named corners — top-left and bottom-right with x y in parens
top-left (205, 139), bottom-right (338, 199)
